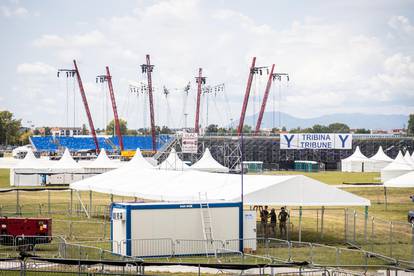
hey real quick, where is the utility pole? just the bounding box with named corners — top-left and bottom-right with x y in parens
top-left (194, 68), bottom-right (206, 134)
top-left (141, 55), bottom-right (157, 152)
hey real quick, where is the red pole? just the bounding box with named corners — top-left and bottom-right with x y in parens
top-left (194, 68), bottom-right (202, 134)
top-left (73, 60), bottom-right (100, 153)
top-left (105, 66), bottom-right (124, 151)
top-left (237, 57), bottom-right (256, 136)
top-left (146, 55), bottom-right (157, 152)
top-left (255, 64), bottom-right (275, 135)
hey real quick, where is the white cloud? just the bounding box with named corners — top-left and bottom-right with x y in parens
top-left (16, 62), bottom-right (55, 75)
top-left (0, 5), bottom-right (28, 18)
top-left (388, 15), bottom-right (414, 35)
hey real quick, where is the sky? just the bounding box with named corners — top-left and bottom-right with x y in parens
top-left (1, 0), bottom-right (414, 130)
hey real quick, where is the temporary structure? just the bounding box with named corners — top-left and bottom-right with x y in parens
top-left (71, 170), bottom-right (370, 207)
top-left (380, 151), bottom-right (413, 182)
top-left (404, 152), bottom-right (414, 168)
top-left (384, 171), bottom-right (414, 188)
top-left (0, 157), bottom-right (20, 169)
top-left (10, 148), bottom-right (53, 186)
top-left (190, 148), bottom-right (229, 173)
top-left (83, 149), bottom-right (121, 174)
top-left (364, 146), bottom-right (393, 172)
top-left (43, 148), bottom-right (84, 185)
top-left (123, 148), bottom-right (154, 170)
top-left (158, 148), bottom-right (189, 170)
top-left (341, 146), bottom-right (369, 172)
top-left (12, 145), bottom-right (32, 158)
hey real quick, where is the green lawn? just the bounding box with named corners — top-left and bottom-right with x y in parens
top-left (0, 168), bottom-right (9, 188)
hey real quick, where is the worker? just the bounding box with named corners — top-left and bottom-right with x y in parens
top-left (278, 207), bottom-right (290, 237)
top-left (269, 208), bottom-right (277, 236)
top-left (260, 205), bottom-right (269, 237)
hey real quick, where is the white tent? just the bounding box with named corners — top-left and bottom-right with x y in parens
top-left (12, 145), bottom-right (32, 158)
top-left (341, 146), bottom-right (369, 172)
top-left (384, 171), bottom-right (414, 188)
top-left (0, 157), bottom-right (20, 169)
top-left (190, 148), bottom-right (229, 173)
top-left (123, 148), bottom-right (154, 170)
top-left (50, 148), bottom-right (82, 173)
top-left (380, 151), bottom-right (413, 182)
top-left (404, 152), bottom-right (414, 168)
top-left (70, 169), bottom-right (370, 207)
top-left (364, 146), bottom-right (393, 172)
top-left (10, 148), bottom-right (53, 186)
top-left (158, 148), bottom-right (189, 170)
top-left (83, 149), bottom-right (121, 173)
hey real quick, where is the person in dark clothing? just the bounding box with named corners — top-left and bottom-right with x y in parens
top-left (269, 208), bottom-right (277, 236)
top-left (278, 207), bottom-right (290, 237)
top-left (259, 206), bottom-right (269, 237)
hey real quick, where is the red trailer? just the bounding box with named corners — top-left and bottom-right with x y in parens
top-left (0, 217), bottom-right (52, 247)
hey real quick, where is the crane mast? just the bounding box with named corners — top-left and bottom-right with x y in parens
top-left (255, 64), bottom-right (275, 134)
top-left (72, 60), bottom-right (100, 153)
top-left (194, 68), bottom-right (206, 134)
top-left (237, 57), bottom-right (256, 136)
top-left (102, 66), bottom-right (124, 151)
top-left (141, 55), bottom-right (157, 152)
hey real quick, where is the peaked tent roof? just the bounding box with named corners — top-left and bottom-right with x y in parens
top-left (369, 146), bottom-right (393, 162)
top-left (84, 149), bottom-right (120, 169)
top-left (403, 152), bottom-right (414, 168)
top-left (123, 148), bottom-right (154, 170)
top-left (14, 148), bottom-right (52, 169)
top-left (158, 148), bottom-right (189, 170)
top-left (342, 146), bottom-right (369, 161)
top-left (52, 148), bottom-right (82, 169)
top-left (70, 169), bottom-right (370, 206)
top-left (381, 151), bottom-right (413, 171)
top-left (384, 171), bottom-right (414, 187)
top-left (190, 148), bottom-right (229, 173)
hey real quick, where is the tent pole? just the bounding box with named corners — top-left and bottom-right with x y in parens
top-left (299, 206), bottom-right (302, 242)
top-left (321, 206), bottom-right (325, 240)
top-left (364, 206), bottom-right (369, 243)
top-left (76, 191), bottom-right (90, 218)
top-left (16, 189), bottom-right (20, 215)
top-left (70, 189), bottom-right (73, 216)
top-left (89, 190), bottom-right (93, 218)
top-left (384, 187), bottom-right (387, 211)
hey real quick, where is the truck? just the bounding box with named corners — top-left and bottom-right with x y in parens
top-left (0, 217), bottom-right (52, 248)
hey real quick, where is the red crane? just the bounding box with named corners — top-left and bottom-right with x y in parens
top-left (194, 68), bottom-right (206, 134)
top-left (237, 57), bottom-right (257, 136)
top-left (73, 60), bottom-right (100, 153)
top-left (96, 66), bottom-right (124, 151)
top-left (254, 64), bottom-right (275, 135)
top-left (141, 55), bottom-right (157, 152)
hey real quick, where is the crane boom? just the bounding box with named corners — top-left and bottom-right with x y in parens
top-left (105, 66), bottom-right (124, 151)
top-left (145, 55), bottom-right (157, 152)
top-left (194, 68), bottom-right (203, 134)
top-left (237, 57), bottom-right (256, 135)
top-left (255, 64), bottom-right (275, 135)
top-left (73, 60), bottom-right (100, 153)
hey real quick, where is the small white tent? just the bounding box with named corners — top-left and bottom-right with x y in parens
top-left (190, 148), bottom-right (229, 173)
top-left (158, 148), bottom-right (189, 170)
top-left (384, 171), bottom-right (414, 188)
top-left (341, 146), bottom-right (369, 172)
top-left (45, 148), bottom-right (83, 185)
top-left (381, 151), bottom-right (413, 182)
top-left (83, 149), bottom-right (121, 174)
top-left (10, 148), bottom-right (53, 186)
top-left (123, 148), bottom-right (154, 170)
top-left (404, 152), bottom-right (414, 168)
top-left (364, 146), bottom-right (393, 172)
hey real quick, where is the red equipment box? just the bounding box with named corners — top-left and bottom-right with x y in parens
top-left (0, 217), bottom-right (52, 246)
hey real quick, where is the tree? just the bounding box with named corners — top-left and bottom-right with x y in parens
top-left (312, 124), bottom-right (330, 133)
top-left (44, 127), bottom-right (51, 136)
top-left (160, 126), bottom-right (173, 134)
top-left (106, 119), bottom-right (127, 135)
top-left (127, 129), bottom-right (138, 135)
top-left (205, 124), bottom-right (218, 134)
top-left (354, 128), bottom-right (370, 134)
top-left (327, 123), bottom-right (350, 133)
top-left (0, 111), bottom-right (22, 145)
top-left (19, 130), bottom-right (32, 145)
top-left (408, 114), bottom-right (414, 136)
top-left (81, 124), bottom-right (88, 135)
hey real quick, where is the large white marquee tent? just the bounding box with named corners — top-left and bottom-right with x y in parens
top-left (341, 146), bottom-right (369, 172)
top-left (364, 146), bottom-right (393, 172)
top-left (190, 148), bottom-right (229, 173)
top-left (158, 148), bottom-right (189, 170)
top-left (380, 151), bottom-right (413, 182)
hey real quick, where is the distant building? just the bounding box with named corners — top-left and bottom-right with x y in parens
top-left (390, 128), bottom-right (406, 135)
top-left (51, 127), bottom-right (83, 136)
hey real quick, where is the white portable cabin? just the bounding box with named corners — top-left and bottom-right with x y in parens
top-left (110, 201), bottom-right (256, 257)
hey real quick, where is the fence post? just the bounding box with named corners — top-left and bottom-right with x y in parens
top-left (298, 206), bottom-right (302, 242)
top-left (89, 191), bottom-right (93, 218)
top-left (389, 222), bottom-right (393, 257)
top-left (69, 221), bottom-right (73, 240)
top-left (70, 189), bottom-right (73, 217)
top-left (0, 204), bottom-right (2, 217)
top-left (344, 208), bottom-right (348, 242)
top-left (103, 220), bottom-right (107, 240)
top-left (353, 210), bottom-right (356, 243)
top-left (371, 217), bottom-right (375, 252)
top-left (316, 209), bottom-right (319, 234)
top-left (364, 206), bottom-right (368, 243)
top-left (47, 189), bottom-right (51, 214)
top-left (321, 206), bottom-right (325, 240)
top-left (16, 189), bottom-right (20, 215)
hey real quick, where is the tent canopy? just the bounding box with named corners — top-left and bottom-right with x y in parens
top-left (70, 169), bottom-right (370, 206)
top-left (370, 146), bottom-right (393, 162)
top-left (404, 152), bottom-right (414, 168)
top-left (13, 148), bottom-right (52, 169)
top-left (123, 148), bottom-right (154, 170)
top-left (382, 151), bottom-right (413, 171)
top-left (51, 148), bottom-right (82, 171)
top-left (158, 148), bottom-right (189, 170)
top-left (342, 146), bottom-right (369, 161)
top-left (384, 171), bottom-right (414, 188)
top-left (84, 149), bottom-right (120, 169)
top-left (190, 148), bottom-right (229, 173)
